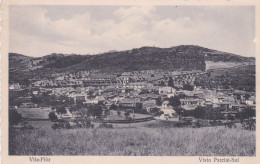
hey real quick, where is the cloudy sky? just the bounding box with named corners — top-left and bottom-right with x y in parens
top-left (9, 6), bottom-right (255, 57)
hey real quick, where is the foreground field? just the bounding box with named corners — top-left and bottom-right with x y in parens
top-left (9, 122), bottom-right (255, 156)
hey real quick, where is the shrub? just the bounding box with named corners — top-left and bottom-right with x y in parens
top-left (9, 109), bottom-right (22, 126)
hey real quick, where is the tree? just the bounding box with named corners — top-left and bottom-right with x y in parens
top-left (117, 111), bottom-right (121, 116)
top-left (156, 97), bottom-right (162, 106)
top-left (168, 77), bottom-right (174, 88)
top-left (159, 81), bottom-right (165, 86)
top-left (110, 104), bottom-right (118, 110)
top-left (150, 107), bottom-right (160, 115)
top-left (183, 84), bottom-right (194, 91)
top-left (169, 96), bottom-right (181, 107)
top-left (244, 94), bottom-right (251, 100)
top-left (48, 112), bottom-right (58, 121)
top-left (193, 106), bottom-right (206, 120)
top-left (124, 112), bottom-right (131, 120)
top-left (134, 103), bottom-right (143, 113)
top-left (227, 114), bottom-right (235, 120)
top-left (173, 107), bottom-right (185, 117)
top-left (205, 107), bottom-right (221, 120)
top-left (69, 105), bottom-right (78, 113)
top-left (31, 95), bottom-right (42, 104)
top-left (9, 109), bottom-right (22, 126)
top-left (55, 106), bottom-right (67, 116)
top-left (87, 104), bottom-right (103, 117)
top-left (237, 106), bottom-right (255, 120)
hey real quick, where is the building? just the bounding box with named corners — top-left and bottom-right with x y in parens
top-left (159, 87), bottom-right (176, 94)
top-left (9, 83), bottom-right (21, 90)
top-left (119, 98), bottom-right (140, 108)
top-left (160, 101), bottom-right (176, 117)
top-left (245, 96), bottom-right (256, 105)
top-left (143, 100), bottom-right (157, 112)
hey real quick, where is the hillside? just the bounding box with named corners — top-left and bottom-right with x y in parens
top-left (168, 45), bottom-right (254, 62)
top-left (9, 45), bottom-right (254, 85)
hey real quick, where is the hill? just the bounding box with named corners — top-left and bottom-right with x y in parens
top-left (9, 45), bottom-right (254, 85)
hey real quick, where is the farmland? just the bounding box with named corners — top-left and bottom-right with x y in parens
top-left (9, 121), bottom-right (255, 156)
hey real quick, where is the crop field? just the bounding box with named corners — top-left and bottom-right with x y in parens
top-left (9, 121), bottom-right (255, 156)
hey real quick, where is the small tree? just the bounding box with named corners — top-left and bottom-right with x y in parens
top-left (48, 112), bottom-right (58, 121)
top-left (135, 103), bottom-right (143, 113)
top-left (110, 104), bottom-right (118, 110)
top-left (124, 112), bottom-right (131, 120)
top-left (168, 77), bottom-right (174, 88)
top-left (156, 97), bottom-right (162, 106)
top-left (9, 109), bottom-right (22, 126)
top-left (173, 107), bottom-right (185, 117)
top-left (244, 94), bottom-right (251, 100)
top-left (169, 96), bottom-right (181, 107)
top-left (227, 114), bottom-right (235, 121)
top-left (117, 110), bottom-right (121, 116)
top-left (193, 106), bottom-right (206, 120)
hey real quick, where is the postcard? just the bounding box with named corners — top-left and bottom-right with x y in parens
top-left (1, 0), bottom-right (259, 164)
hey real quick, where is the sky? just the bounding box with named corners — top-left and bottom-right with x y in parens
top-left (9, 6), bottom-right (255, 57)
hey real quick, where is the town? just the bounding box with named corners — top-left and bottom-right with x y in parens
top-left (9, 68), bottom-right (256, 129)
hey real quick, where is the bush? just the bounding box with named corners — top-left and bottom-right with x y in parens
top-left (9, 109), bottom-right (22, 126)
top-left (48, 112), bottom-right (58, 121)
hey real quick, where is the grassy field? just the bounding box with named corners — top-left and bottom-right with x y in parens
top-left (9, 121), bottom-right (255, 156)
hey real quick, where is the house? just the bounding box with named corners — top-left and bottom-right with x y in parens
top-left (231, 103), bottom-right (246, 111)
top-left (167, 93), bottom-right (175, 98)
top-left (180, 98), bottom-right (204, 106)
top-left (20, 102), bottom-right (38, 108)
top-left (84, 98), bottom-right (99, 104)
top-left (141, 86), bottom-right (158, 93)
top-left (159, 87), bottom-right (176, 94)
top-left (217, 102), bottom-right (232, 110)
top-left (245, 96), bottom-right (256, 105)
top-left (74, 96), bottom-right (86, 103)
top-left (9, 83), bottom-right (21, 90)
top-left (143, 100), bottom-right (157, 112)
top-left (179, 97), bottom-right (205, 110)
top-left (119, 98), bottom-right (140, 108)
top-left (160, 101), bottom-right (176, 117)
top-left (32, 90), bottom-right (39, 95)
top-left (125, 82), bottom-right (147, 91)
top-left (84, 96), bottom-right (105, 104)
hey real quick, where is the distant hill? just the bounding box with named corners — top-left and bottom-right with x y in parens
top-left (9, 45), bottom-right (254, 85)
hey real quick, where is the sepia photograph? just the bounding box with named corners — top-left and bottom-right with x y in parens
top-left (5, 4), bottom-right (256, 157)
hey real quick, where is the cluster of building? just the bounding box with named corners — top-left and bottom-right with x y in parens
top-left (10, 70), bottom-right (256, 120)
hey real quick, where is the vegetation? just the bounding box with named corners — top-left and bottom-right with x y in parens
top-left (169, 96), bottom-right (181, 107)
top-left (183, 84), bottom-right (194, 91)
top-left (9, 126), bottom-right (255, 156)
top-left (48, 112), bottom-right (58, 121)
top-left (9, 109), bottom-right (22, 126)
top-left (194, 65), bottom-right (255, 92)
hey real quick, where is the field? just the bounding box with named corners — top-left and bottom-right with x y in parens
top-left (9, 121), bottom-right (255, 156)
top-left (16, 108), bottom-right (52, 119)
top-left (205, 61), bottom-right (244, 70)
